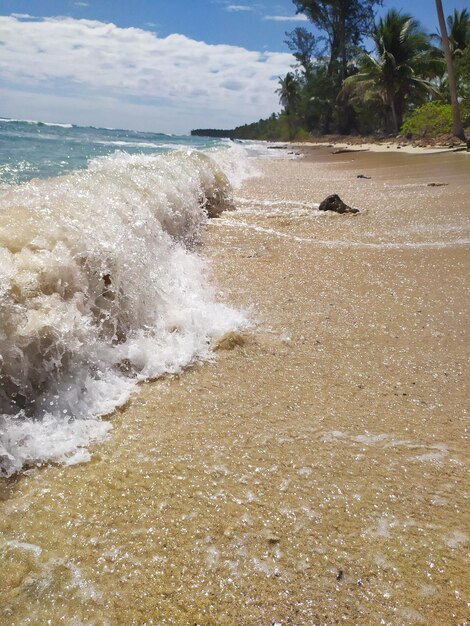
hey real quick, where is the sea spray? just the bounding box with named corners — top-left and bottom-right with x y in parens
top-left (0, 147), bottom-right (252, 476)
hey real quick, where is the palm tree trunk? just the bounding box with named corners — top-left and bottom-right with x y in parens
top-left (435, 0), bottom-right (466, 141)
top-left (390, 98), bottom-right (399, 135)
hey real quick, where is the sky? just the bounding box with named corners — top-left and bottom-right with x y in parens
top-left (0, 0), bottom-right (467, 134)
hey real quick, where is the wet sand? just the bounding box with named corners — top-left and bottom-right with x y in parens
top-left (1, 147), bottom-right (469, 625)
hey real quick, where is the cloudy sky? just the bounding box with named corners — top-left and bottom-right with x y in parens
top-left (0, 0), bottom-right (465, 133)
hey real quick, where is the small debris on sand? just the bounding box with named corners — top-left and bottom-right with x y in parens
top-left (213, 331), bottom-right (248, 351)
top-left (332, 148), bottom-right (369, 154)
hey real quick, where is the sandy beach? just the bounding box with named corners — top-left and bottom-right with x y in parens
top-left (1, 146), bottom-right (469, 625)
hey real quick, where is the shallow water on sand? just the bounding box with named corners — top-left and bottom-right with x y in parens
top-left (0, 148), bottom-right (469, 625)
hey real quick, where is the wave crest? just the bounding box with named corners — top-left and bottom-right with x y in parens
top-left (0, 149), bottom-right (245, 476)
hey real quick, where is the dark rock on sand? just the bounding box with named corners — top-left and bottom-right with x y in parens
top-left (427, 182), bottom-right (448, 187)
top-left (204, 190), bottom-right (232, 218)
top-left (318, 194), bottom-right (359, 214)
top-left (357, 174), bottom-right (371, 179)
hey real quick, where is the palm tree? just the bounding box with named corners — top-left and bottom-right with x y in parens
top-left (276, 73), bottom-right (300, 114)
top-left (276, 72), bottom-right (301, 139)
top-left (432, 9), bottom-right (470, 57)
top-left (342, 10), bottom-right (440, 134)
top-left (446, 8), bottom-right (470, 56)
top-left (435, 0), bottom-right (466, 141)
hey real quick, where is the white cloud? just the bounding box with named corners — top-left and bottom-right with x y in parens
top-left (0, 87), bottom-right (248, 135)
top-left (226, 5), bottom-right (253, 11)
top-left (0, 15), bottom-right (293, 133)
top-left (263, 15), bottom-right (309, 22)
top-left (74, 2), bottom-right (90, 6)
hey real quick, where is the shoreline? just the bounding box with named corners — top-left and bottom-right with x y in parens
top-left (0, 146), bottom-right (469, 624)
top-left (273, 135), bottom-right (469, 155)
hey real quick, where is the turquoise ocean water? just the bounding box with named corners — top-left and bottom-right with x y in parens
top-left (0, 117), bottom-right (224, 185)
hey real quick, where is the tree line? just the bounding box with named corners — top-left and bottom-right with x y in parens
top-left (215, 1), bottom-right (470, 143)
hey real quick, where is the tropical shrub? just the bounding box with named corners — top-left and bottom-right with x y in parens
top-left (401, 102), bottom-right (453, 136)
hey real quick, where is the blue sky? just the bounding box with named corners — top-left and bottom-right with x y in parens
top-left (0, 1), bottom-right (466, 133)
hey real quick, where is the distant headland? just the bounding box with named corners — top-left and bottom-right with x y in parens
top-left (191, 129), bottom-right (235, 139)
top-left (191, 115), bottom-right (293, 141)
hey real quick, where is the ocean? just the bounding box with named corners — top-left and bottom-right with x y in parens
top-left (0, 118), bottom-right (264, 476)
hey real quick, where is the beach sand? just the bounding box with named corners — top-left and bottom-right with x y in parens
top-left (1, 147), bottom-right (469, 625)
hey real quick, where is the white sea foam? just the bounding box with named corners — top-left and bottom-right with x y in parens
top-left (216, 218), bottom-right (470, 249)
top-left (208, 143), bottom-right (260, 187)
top-left (0, 146), bottom-right (251, 476)
top-left (94, 140), bottom-right (162, 148)
top-left (42, 122), bottom-right (74, 128)
top-left (233, 140), bottom-right (301, 160)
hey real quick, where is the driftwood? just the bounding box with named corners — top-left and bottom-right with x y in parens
top-left (332, 148), bottom-right (369, 154)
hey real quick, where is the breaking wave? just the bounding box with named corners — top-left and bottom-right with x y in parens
top-left (0, 146), bottom-right (252, 476)
top-left (0, 117), bottom-right (74, 129)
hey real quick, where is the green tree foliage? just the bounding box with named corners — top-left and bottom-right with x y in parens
top-left (447, 9), bottom-right (470, 100)
top-left (342, 10), bottom-right (440, 133)
top-left (215, 3), bottom-right (469, 142)
top-left (292, 0), bottom-right (381, 79)
top-left (231, 114), bottom-right (309, 141)
top-left (275, 72), bottom-right (303, 139)
top-left (285, 0), bottom-right (382, 133)
top-left (445, 9), bottom-right (470, 56)
top-left (456, 44), bottom-right (470, 100)
top-left (285, 27), bottom-right (318, 75)
top-left (276, 72), bottom-right (301, 114)
top-left (401, 100), bottom-right (470, 137)
top-left (401, 102), bottom-right (453, 136)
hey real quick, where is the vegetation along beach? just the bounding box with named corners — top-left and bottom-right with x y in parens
top-left (0, 0), bottom-right (469, 624)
